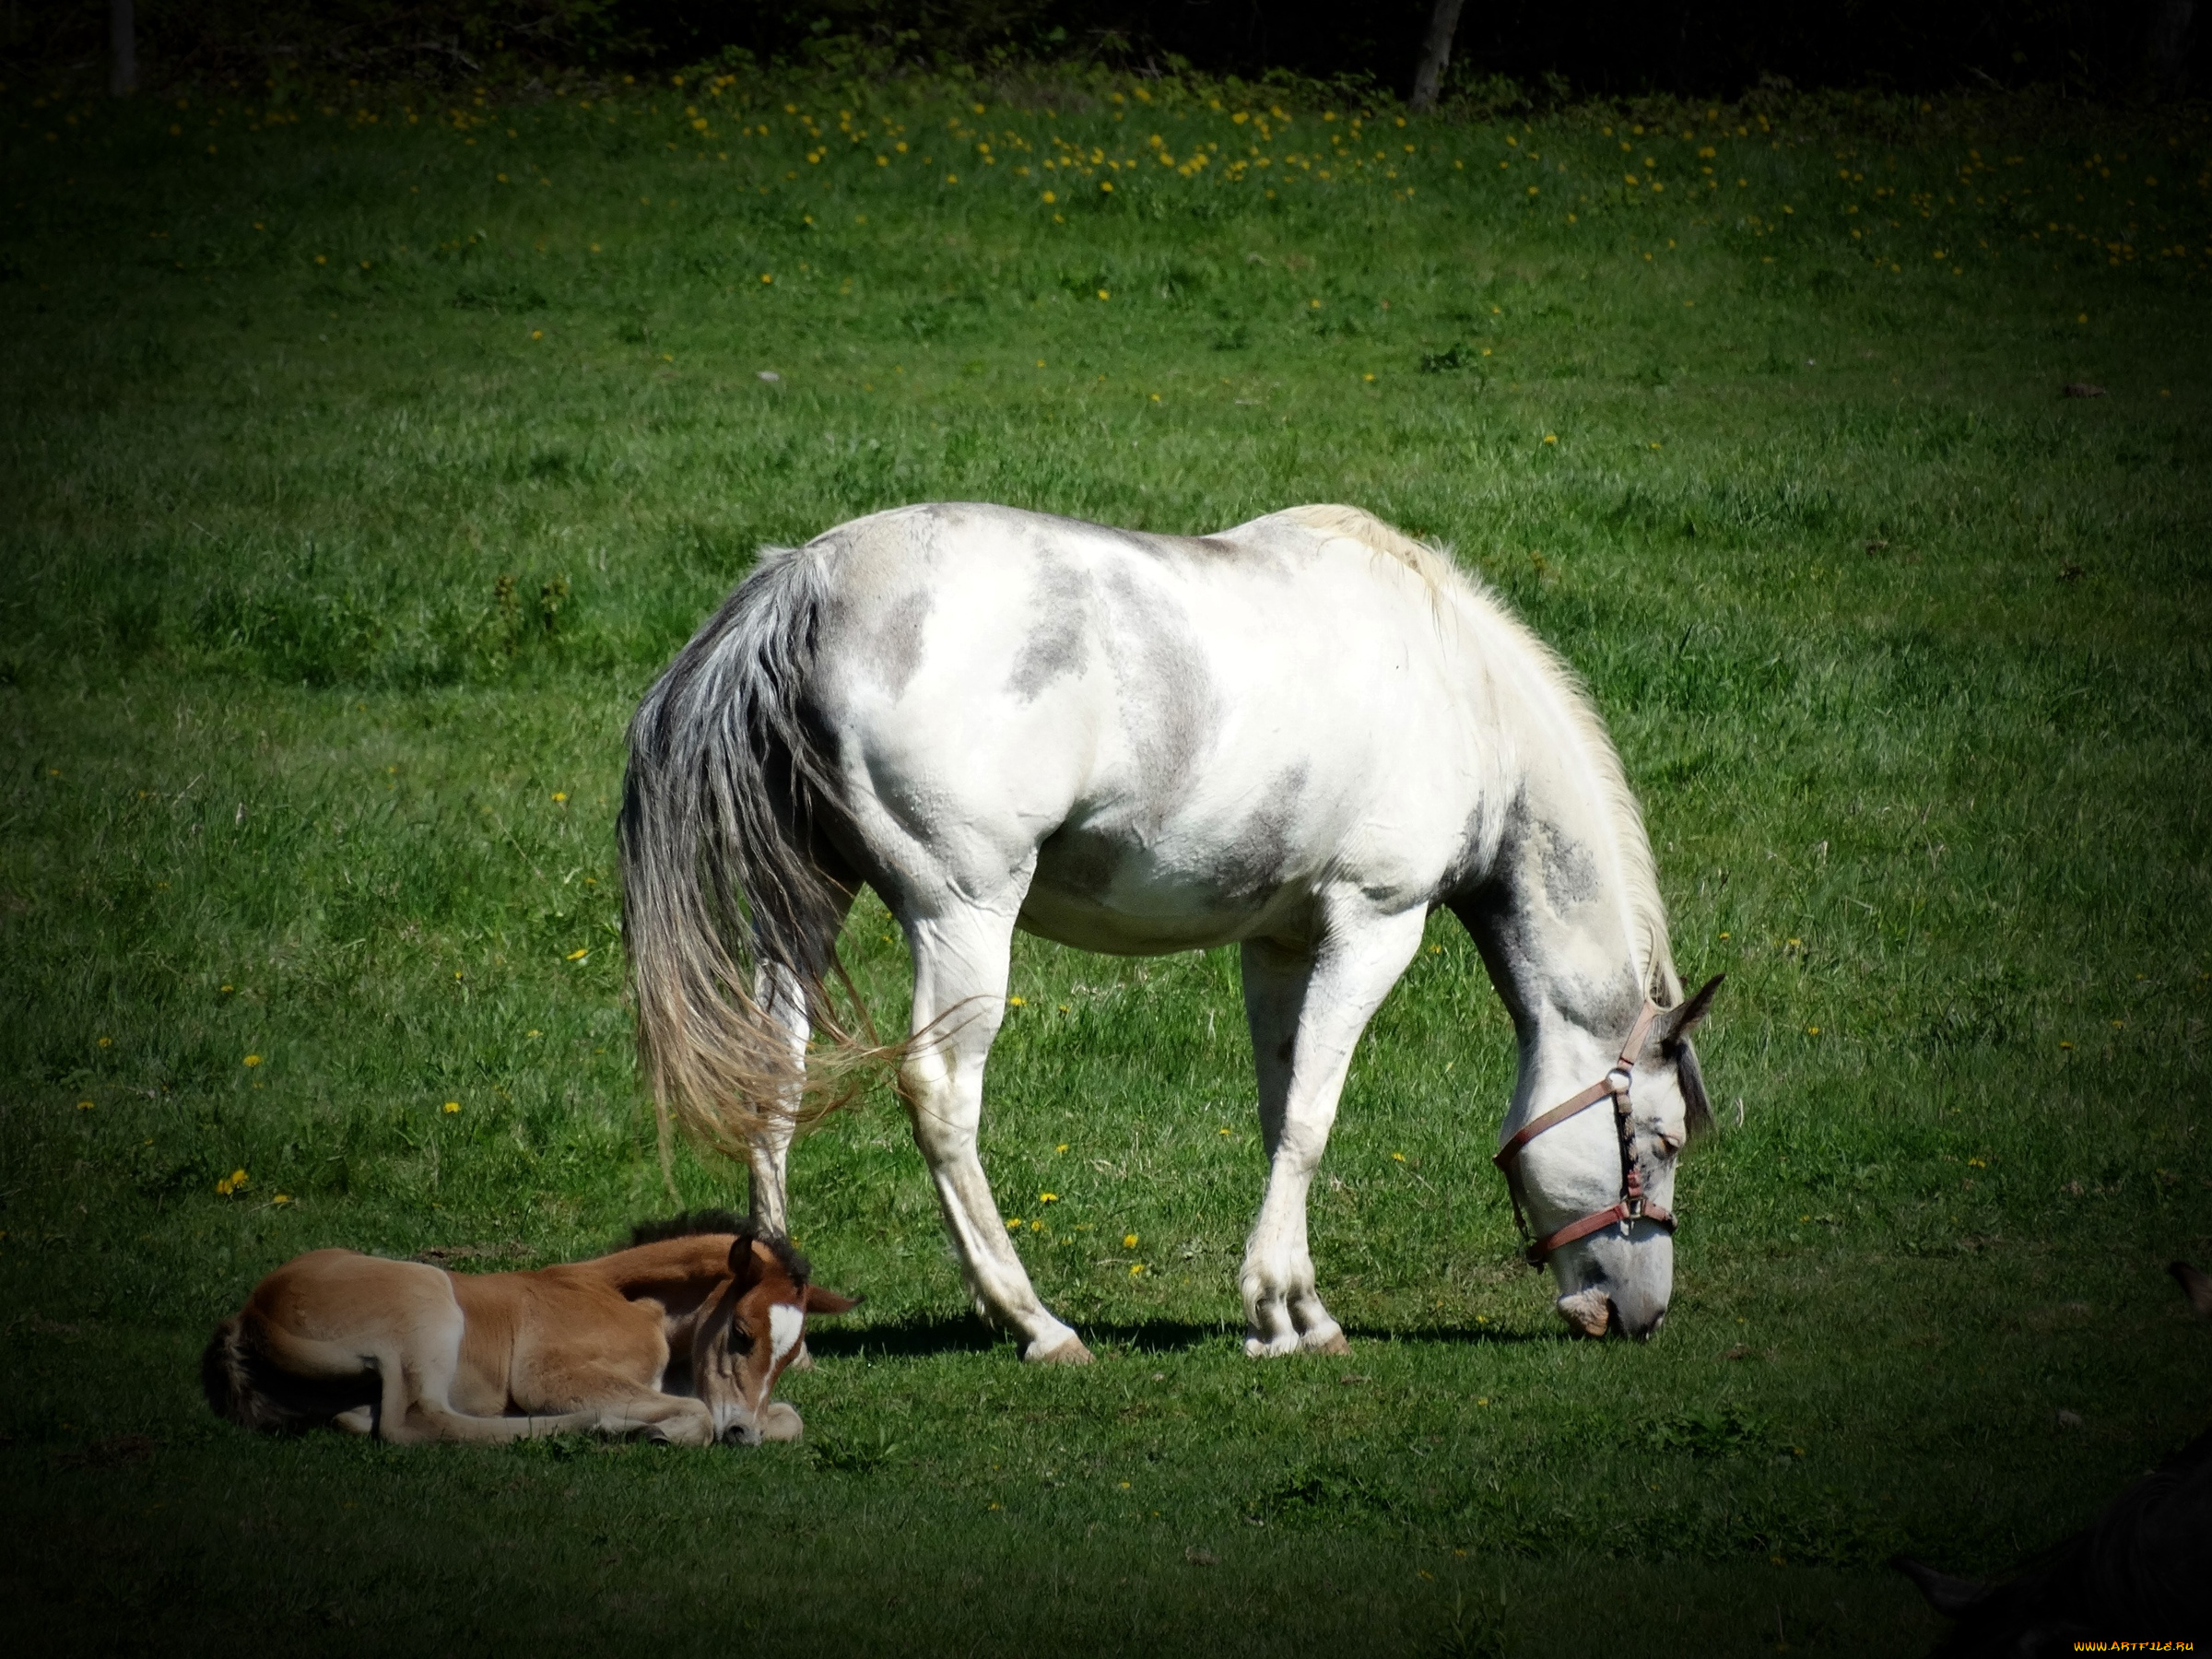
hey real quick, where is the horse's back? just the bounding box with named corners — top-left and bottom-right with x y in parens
top-left (797, 503), bottom-right (1485, 945)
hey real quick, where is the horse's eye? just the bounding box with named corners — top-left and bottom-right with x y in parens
top-left (1654, 1129), bottom-right (1684, 1158)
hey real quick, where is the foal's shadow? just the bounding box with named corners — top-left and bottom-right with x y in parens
top-left (806, 1315), bottom-right (1557, 1361)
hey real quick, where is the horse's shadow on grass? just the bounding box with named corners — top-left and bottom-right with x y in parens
top-left (809, 1315), bottom-right (1559, 1361)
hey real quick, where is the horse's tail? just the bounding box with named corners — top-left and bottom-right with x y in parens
top-left (620, 542), bottom-right (891, 1165)
top-left (201, 1314), bottom-right (309, 1432)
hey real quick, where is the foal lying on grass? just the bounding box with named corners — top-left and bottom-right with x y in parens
top-left (203, 1212), bottom-right (855, 1445)
top-left (1892, 1261), bottom-right (2212, 1652)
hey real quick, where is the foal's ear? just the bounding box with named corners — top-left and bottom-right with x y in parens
top-left (802, 1284), bottom-right (861, 1316)
top-left (728, 1237), bottom-right (774, 1290)
top-left (1650, 974), bottom-right (1724, 1052)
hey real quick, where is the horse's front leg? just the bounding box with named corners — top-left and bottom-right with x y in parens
top-left (1238, 909), bottom-right (1428, 1359)
top-left (900, 901), bottom-right (1090, 1365)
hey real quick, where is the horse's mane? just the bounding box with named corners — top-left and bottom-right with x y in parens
top-left (624, 1209), bottom-right (812, 1284)
top-left (1280, 505), bottom-right (1680, 1006)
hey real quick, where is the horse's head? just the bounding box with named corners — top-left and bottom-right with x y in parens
top-left (695, 1234), bottom-right (858, 1444)
top-left (1516, 976), bottom-right (1722, 1341)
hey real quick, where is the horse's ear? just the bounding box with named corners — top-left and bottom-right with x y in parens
top-left (802, 1284), bottom-right (861, 1316)
top-left (1650, 973), bottom-right (1724, 1053)
top-left (1676, 1040), bottom-right (1714, 1139)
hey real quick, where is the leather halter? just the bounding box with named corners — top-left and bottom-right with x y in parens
top-left (1493, 999), bottom-right (1675, 1266)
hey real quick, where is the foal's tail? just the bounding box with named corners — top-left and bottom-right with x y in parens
top-left (620, 541), bottom-right (892, 1165)
top-left (200, 1315), bottom-right (325, 1433)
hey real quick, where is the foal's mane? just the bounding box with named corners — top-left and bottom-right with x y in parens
top-left (625, 1209), bottom-right (812, 1284)
top-left (1281, 504), bottom-right (1680, 1005)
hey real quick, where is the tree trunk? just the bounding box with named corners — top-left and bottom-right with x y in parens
top-left (1409, 0), bottom-right (1466, 112)
top-left (2146, 0), bottom-right (2194, 98)
top-left (110, 0), bottom-right (136, 97)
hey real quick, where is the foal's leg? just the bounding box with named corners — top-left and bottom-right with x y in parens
top-left (373, 1312), bottom-right (606, 1444)
top-left (1239, 908), bottom-right (1428, 1359)
top-left (900, 900), bottom-right (1089, 1364)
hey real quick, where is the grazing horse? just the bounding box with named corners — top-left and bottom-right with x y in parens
top-left (622, 502), bottom-right (1718, 1363)
top-left (203, 1213), bottom-right (856, 1444)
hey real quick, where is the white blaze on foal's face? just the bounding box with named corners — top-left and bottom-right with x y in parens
top-left (768, 1300), bottom-right (805, 1370)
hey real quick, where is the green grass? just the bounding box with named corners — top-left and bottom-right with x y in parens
top-left (5, 71), bottom-right (2211, 1657)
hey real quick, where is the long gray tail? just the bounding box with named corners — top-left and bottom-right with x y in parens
top-left (620, 544), bottom-right (887, 1164)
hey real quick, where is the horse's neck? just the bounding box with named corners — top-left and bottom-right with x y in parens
top-left (1453, 661), bottom-right (1651, 1108)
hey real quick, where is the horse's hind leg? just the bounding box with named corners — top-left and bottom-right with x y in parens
top-left (1239, 909), bottom-right (1428, 1359)
top-left (747, 959), bottom-right (809, 1237)
top-left (900, 899), bottom-right (1089, 1365)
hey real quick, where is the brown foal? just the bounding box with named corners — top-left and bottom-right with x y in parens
top-left (203, 1212), bottom-right (855, 1445)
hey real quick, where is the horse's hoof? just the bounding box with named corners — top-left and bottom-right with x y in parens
top-left (1028, 1335), bottom-right (1094, 1365)
top-left (1300, 1328), bottom-right (1351, 1357)
top-left (1243, 1332), bottom-right (1300, 1359)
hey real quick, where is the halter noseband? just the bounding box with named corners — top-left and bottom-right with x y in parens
top-left (1492, 999), bottom-right (1675, 1267)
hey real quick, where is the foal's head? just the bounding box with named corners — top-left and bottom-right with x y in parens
top-left (694, 1230), bottom-right (857, 1444)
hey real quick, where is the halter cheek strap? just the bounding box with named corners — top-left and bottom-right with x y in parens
top-left (1493, 999), bottom-right (1676, 1267)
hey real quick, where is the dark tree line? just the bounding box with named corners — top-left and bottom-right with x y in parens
top-left (26, 0), bottom-right (2202, 100)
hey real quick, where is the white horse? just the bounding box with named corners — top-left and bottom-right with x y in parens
top-left (620, 502), bottom-right (1718, 1362)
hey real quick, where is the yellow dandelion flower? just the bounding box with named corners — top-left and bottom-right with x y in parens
top-left (1039, 1192), bottom-right (1058, 1204)
top-left (1124, 1233), bottom-right (1139, 1249)
top-left (1041, 190), bottom-right (1055, 203)
top-left (243, 1053), bottom-right (262, 1067)
top-left (552, 791), bottom-right (568, 802)
top-left (1006, 1216), bottom-right (1023, 1230)
top-left (273, 1194), bottom-right (291, 1206)
top-left (1097, 288), bottom-right (1110, 300)
top-left (1129, 1263), bottom-right (1145, 1277)
top-left (443, 1101), bottom-right (461, 1113)
top-left (1543, 433), bottom-right (1558, 444)
top-left (76, 1100), bottom-right (95, 1111)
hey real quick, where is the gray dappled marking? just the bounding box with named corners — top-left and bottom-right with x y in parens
top-left (865, 585), bottom-right (935, 700)
top-left (1538, 820), bottom-right (1600, 914)
top-left (1217, 762), bottom-right (1310, 900)
top-left (1100, 564), bottom-right (1220, 830)
top-left (1007, 554), bottom-right (1091, 700)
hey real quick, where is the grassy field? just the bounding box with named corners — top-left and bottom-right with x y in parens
top-left (4, 68), bottom-right (2211, 1657)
